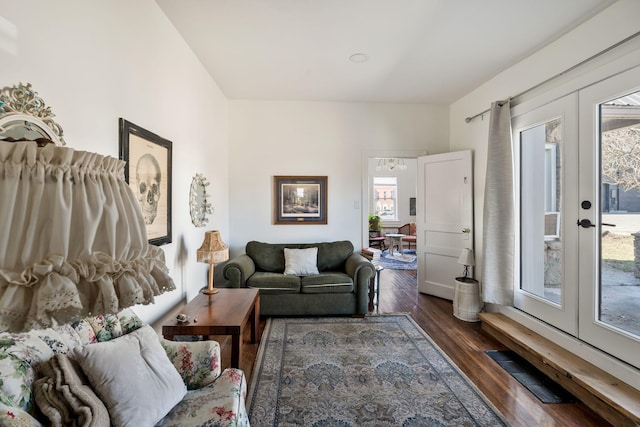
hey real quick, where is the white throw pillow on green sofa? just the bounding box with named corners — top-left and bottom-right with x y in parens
top-left (284, 247), bottom-right (319, 276)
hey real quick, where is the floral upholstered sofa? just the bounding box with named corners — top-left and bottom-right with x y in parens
top-left (0, 309), bottom-right (249, 426)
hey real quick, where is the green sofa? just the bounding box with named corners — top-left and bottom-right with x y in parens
top-left (222, 240), bottom-right (375, 316)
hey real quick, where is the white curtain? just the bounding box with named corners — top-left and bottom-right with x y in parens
top-left (0, 140), bottom-right (175, 332)
top-left (482, 99), bottom-right (514, 305)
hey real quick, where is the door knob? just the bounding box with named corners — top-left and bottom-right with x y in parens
top-left (462, 228), bottom-right (471, 233)
top-left (577, 219), bottom-right (616, 228)
top-left (578, 219), bottom-right (595, 228)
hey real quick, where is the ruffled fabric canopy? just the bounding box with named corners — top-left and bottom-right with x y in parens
top-left (0, 140), bottom-right (175, 332)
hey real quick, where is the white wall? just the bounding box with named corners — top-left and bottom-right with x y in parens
top-left (0, 0), bottom-right (229, 325)
top-left (228, 101), bottom-right (448, 256)
top-left (450, 0), bottom-right (640, 282)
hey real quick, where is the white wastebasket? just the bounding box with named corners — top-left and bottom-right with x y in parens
top-left (453, 277), bottom-right (483, 322)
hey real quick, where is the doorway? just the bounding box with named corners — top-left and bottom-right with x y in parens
top-left (362, 151), bottom-right (422, 266)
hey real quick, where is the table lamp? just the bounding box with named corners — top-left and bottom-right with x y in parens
top-left (197, 230), bottom-right (229, 295)
top-left (457, 248), bottom-right (475, 280)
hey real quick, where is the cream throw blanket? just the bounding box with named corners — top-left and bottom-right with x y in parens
top-left (34, 354), bottom-right (109, 427)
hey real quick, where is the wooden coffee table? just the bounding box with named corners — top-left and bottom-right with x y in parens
top-left (162, 288), bottom-right (260, 369)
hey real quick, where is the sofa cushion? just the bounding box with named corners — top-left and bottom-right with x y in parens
top-left (0, 310), bottom-right (142, 413)
top-left (86, 314), bottom-right (124, 342)
top-left (247, 272), bottom-right (300, 294)
top-left (72, 325), bottom-right (187, 427)
top-left (0, 352), bottom-right (35, 411)
top-left (0, 401), bottom-right (42, 426)
top-left (0, 327), bottom-right (74, 412)
top-left (316, 241), bottom-right (354, 271)
top-left (156, 368), bottom-right (248, 427)
top-left (161, 339), bottom-right (222, 390)
top-left (71, 309), bottom-right (143, 346)
top-left (72, 319), bottom-right (98, 345)
top-left (300, 273), bottom-right (353, 294)
top-left (246, 241), bottom-right (287, 272)
top-left (284, 247), bottom-right (319, 276)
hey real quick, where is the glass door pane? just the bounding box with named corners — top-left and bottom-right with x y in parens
top-left (514, 94), bottom-right (578, 336)
top-left (599, 90), bottom-right (640, 338)
top-left (520, 119), bottom-right (563, 304)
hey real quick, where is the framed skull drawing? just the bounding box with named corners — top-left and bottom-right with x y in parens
top-left (119, 119), bottom-right (172, 245)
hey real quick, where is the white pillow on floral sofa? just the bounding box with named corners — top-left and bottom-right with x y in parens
top-left (73, 325), bottom-right (186, 427)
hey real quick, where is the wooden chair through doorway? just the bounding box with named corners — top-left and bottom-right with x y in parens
top-left (368, 230), bottom-right (386, 250)
top-left (397, 223), bottom-right (416, 250)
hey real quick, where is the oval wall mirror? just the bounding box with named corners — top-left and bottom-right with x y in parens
top-left (0, 83), bottom-right (65, 145)
top-left (189, 173), bottom-right (212, 227)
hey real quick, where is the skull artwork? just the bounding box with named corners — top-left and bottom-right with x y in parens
top-left (136, 153), bottom-right (161, 225)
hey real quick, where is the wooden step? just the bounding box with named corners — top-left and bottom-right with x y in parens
top-left (478, 312), bottom-right (640, 427)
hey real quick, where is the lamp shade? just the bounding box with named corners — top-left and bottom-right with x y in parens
top-left (457, 248), bottom-right (475, 267)
top-left (197, 230), bottom-right (229, 264)
top-left (0, 140), bottom-right (175, 332)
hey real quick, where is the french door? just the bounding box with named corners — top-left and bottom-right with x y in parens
top-left (578, 66), bottom-right (640, 366)
top-left (515, 65), bottom-right (640, 368)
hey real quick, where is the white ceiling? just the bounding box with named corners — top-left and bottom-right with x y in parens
top-left (157, 0), bottom-right (616, 104)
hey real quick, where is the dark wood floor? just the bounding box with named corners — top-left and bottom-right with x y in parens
top-left (223, 269), bottom-right (611, 427)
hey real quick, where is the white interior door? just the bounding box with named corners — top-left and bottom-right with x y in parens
top-left (417, 150), bottom-right (473, 299)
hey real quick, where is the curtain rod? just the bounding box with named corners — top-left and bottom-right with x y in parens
top-left (464, 30), bottom-right (640, 124)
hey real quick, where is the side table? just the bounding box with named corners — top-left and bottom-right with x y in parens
top-left (368, 264), bottom-right (384, 312)
top-left (385, 233), bottom-right (406, 255)
top-left (162, 288), bottom-right (260, 369)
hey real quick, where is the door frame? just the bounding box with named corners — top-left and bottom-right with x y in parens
top-left (500, 50), bottom-right (640, 389)
top-left (361, 149), bottom-right (426, 250)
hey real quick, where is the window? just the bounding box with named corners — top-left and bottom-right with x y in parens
top-left (373, 177), bottom-right (397, 221)
top-left (518, 115), bottom-right (565, 305)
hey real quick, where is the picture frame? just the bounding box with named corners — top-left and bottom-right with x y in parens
top-left (410, 197), bottom-right (416, 216)
top-left (119, 118), bottom-right (172, 245)
top-left (273, 176), bottom-right (327, 224)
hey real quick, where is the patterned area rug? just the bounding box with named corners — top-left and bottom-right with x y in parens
top-left (378, 249), bottom-right (417, 270)
top-left (247, 315), bottom-right (506, 426)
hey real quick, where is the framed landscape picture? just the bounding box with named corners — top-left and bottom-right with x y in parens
top-left (119, 118), bottom-right (172, 245)
top-left (273, 176), bottom-right (327, 224)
